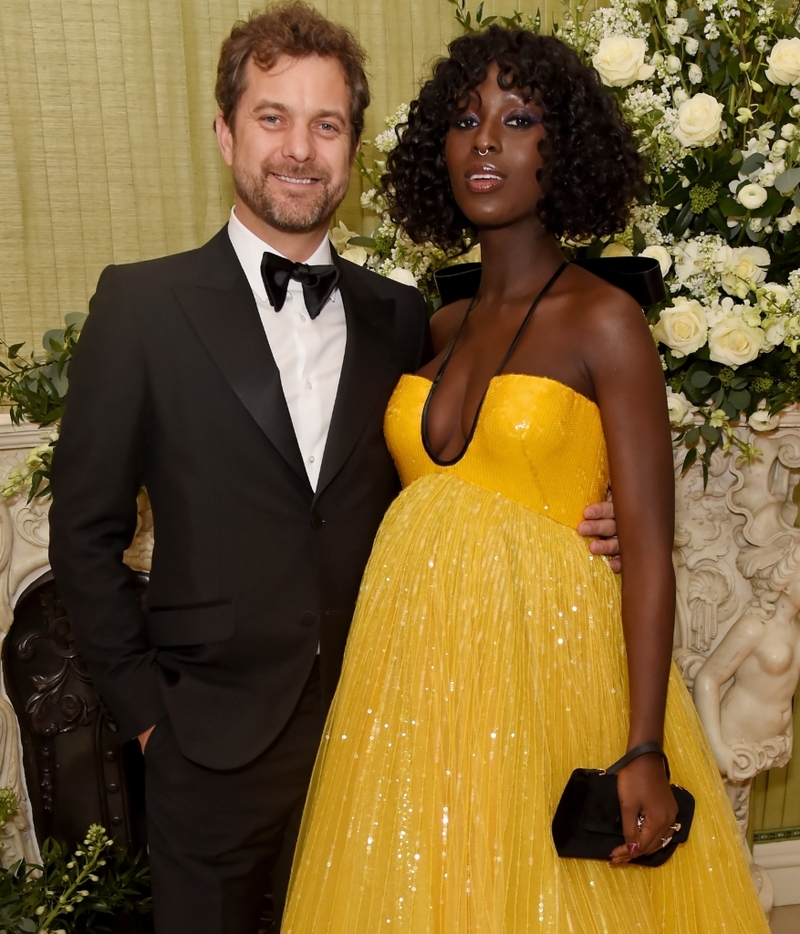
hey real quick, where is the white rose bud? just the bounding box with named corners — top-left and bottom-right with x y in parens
top-left (592, 36), bottom-right (656, 88)
top-left (708, 316), bottom-right (766, 366)
top-left (652, 299), bottom-right (709, 357)
top-left (684, 37), bottom-right (699, 56)
top-left (766, 37), bottom-right (800, 86)
top-left (781, 123), bottom-right (798, 140)
top-left (772, 139), bottom-right (789, 156)
top-left (641, 245), bottom-right (673, 277)
top-left (777, 214), bottom-right (795, 232)
top-left (666, 388), bottom-right (695, 428)
top-left (674, 88), bottom-right (689, 106)
top-left (665, 25), bottom-right (680, 44)
top-left (673, 18), bottom-right (689, 36)
top-left (748, 408), bottom-right (780, 431)
top-left (688, 63), bottom-right (703, 84)
top-left (600, 241), bottom-right (633, 258)
top-left (758, 165), bottom-right (778, 187)
top-left (790, 105), bottom-right (800, 118)
top-left (666, 0), bottom-right (678, 16)
top-left (673, 93), bottom-right (724, 148)
top-left (386, 266), bottom-right (417, 287)
top-left (667, 55), bottom-right (682, 73)
top-left (736, 182), bottom-right (768, 209)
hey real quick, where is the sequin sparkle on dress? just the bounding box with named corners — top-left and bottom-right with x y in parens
top-left (281, 272), bottom-right (770, 933)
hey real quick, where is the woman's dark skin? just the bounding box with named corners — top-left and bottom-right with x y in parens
top-left (419, 64), bottom-right (678, 863)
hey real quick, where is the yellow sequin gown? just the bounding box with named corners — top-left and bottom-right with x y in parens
top-left (282, 373), bottom-right (769, 933)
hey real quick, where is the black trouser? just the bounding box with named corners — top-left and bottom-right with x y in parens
top-left (144, 659), bottom-right (324, 934)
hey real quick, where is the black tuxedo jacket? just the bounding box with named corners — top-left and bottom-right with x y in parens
top-left (49, 227), bottom-right (429, 770)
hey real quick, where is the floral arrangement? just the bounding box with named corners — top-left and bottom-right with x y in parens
top-left (0, 793), bottom-right (150, 934)
top-left (340, 0), bottom-right (800, 481)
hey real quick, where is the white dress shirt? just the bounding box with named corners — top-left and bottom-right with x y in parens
top-left (227, 207), bottom-right (347, 491)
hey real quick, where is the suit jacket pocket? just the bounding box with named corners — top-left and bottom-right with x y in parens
top-left (146, 601), bottom-right (235, 647)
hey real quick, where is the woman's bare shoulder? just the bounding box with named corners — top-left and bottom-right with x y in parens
top-left (429, 298), bottom-right (472, 354)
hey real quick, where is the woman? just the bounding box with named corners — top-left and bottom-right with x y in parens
top-left (282, 27), bottom-right (770, 932)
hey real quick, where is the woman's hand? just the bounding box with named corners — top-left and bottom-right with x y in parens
top-left (609, 753), bottom-right (679, 865)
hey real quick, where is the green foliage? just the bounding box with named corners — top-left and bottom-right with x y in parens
top-left (0, 313), bottom-right (85, 499)
top-left (0, 824), bottom-right (150, 934)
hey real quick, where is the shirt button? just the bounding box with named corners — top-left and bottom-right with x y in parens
top-left (299, 314), bottom-right (307, 323)
top-left (308, 455), bottom-right (315, 464)
top-left (306, 380), bottom-right (313, 389)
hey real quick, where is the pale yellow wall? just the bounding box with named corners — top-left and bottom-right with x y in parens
top-left (0, 0), bottom-right (559, 349)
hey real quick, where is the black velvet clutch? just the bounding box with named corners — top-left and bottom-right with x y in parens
top-left (434, 256), bottom-right (666, 308)
top-left (551, 742), bottom-right (695, 867)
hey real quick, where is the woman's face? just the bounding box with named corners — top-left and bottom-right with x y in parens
top-left (444, 62), bottom-right (546, 232)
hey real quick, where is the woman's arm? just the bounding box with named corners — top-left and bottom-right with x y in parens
top-left (582, 286), bottom-right (678, 862)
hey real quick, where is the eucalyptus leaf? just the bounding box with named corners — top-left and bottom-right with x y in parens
top-left (346, 236), bottom-right (377, 248)
top-left (740, 152), bottom-right (767, 175)
top-left (774, 167), bottom-right (800, 194)
top-left (728, 389), bottom-right (751, 409)
top-left (682, 447), bottom-right (698, 473)
top-left (691, 369), bottom-right (713, 388)
top-left (684, 426), bottom-right (701, 445)
top-left (700, 424), bottom-right (720, 442)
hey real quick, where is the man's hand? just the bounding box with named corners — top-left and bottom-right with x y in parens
top-left (138, 724), bottom-right (155, 753)
top-left (576, 491), bottom-right (621, 574)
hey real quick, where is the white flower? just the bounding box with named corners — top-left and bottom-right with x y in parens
top-left (766, 37), bottom-right (800, 86)
top-left (777, 214), bottom-right (795, 233)
top-left (749, 406), bottom-right (780, 431)
top-left (684, 37), bottom-right (699, 56)
top-left (666, 388), bottom-right (695, 428)
top-left (666, 0), bottom-right (678, 16)
top-left (600, 241), bottom-right (633, 257)
top-left (717, 245), bottom-right (770, 297)
top-left (708, 408), bottom-right (729, 428)
top-left (652, 299), bottom-right (709, 357)
top-left (673, 88), bottom-right (689, 106)
top-left (781, 123), bottom-right (799, 140)
top-left (688, 63), bottom-right (703, 84)
top-left (667, 55), bottom-right (682, 73)
top-left (763, 317), bottom-right (786, 348)
top-left (329, 221), bottom-right (358, 254)
top-left (771, 139), bottom-right (789, 156)
top-left (758, 164), bottom-right (779, 187)
top-left (592, 36), bottom-right (655, 88)
top-left (708, 316), bottom-right (766, 366)
top-left (736, 182), bottom-right (768, 210)
top-left (386, 266), bottom-right (417, 287)
top-left (673, 94), bottom-right (724, 148)
top-left (672, 18), bottom-right (689, 36)
top-left (641, 245), bottom-right (672, 277)
top-left (674, 240), bottom-right (702, 281)
top-left (340, 245), bottom-right (368, 266)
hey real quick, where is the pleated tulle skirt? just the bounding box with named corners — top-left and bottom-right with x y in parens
top-left (282, 473), bottom-right (769, 933)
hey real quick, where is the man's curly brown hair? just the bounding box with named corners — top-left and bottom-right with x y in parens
top-left (384, 26), bottom-right (644, 252)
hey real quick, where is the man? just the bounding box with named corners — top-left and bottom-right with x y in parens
top-left (48, 4), bottom-right (619, 933)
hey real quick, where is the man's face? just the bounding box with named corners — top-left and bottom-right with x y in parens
top-left (217, 54), bottom-right (355, 238)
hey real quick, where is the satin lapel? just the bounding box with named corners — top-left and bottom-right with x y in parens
top-left (174, 231), bottom-right (309, 486)
top-left (315, 257), bottom-right (396, 500)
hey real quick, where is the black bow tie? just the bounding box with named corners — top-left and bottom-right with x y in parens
top-left (260, 251), bottom-right (340, 320)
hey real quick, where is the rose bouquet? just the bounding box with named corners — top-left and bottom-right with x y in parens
top-left (344, 0), bottom-right (800, 481)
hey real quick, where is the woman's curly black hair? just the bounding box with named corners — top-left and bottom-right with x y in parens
top-left (383, 26), bottom-right (644, 252)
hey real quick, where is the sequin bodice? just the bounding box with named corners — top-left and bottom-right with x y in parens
top-left (385, 373), bottom-right (609, 529)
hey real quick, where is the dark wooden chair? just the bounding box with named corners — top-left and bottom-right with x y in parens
top-left (2, 570), bottom-right (151, 931)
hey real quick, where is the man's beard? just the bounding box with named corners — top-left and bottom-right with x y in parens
top-left (232, 158), bottom-right (348, 233)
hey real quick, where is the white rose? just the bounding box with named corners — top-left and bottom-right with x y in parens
top-left (666, 0), bottom-right (678, 16)
top-left (672, 18), bottom-right (689, 36)
top-left (763, 317), bottom-right (786, 349)
top-left (641, 245), bottom-right (672, 277)
top-left (673, 88), bottom-right (689, 106)
top-left (386, 266), bottom-right (417, 287)
top-left (777, 214), bottom-right (795, 233)
top-left (736, 182), bottom-right (768, 209)
top-left (667, 55), bottom-right (682, 73)
top-left (592, 36), bottom-right (655, 88)
top-left (758, 165), bottom-right (778, 187)
top-left (652, 299), bottom-right (709, 357)
top-left (666, 388), bottom-right (695, 428)
top-left (766, 37), bottom-right (800, 86)
top-left (748, 407), bottom-right (780, 431)
top-left (771, 139), bottom-right (789, 156)
top-left (340, 245), bottom-right (368, 266)
top-left (600, 241), bottom-right (633, 258)
top-left (781, 123), bottom-right (798, 140)
top-left (708, 316), bottom-right (766, 366)
top-left (688, 64), bottom-right (703, 85)
top-left (673, 93), bottom-right (724, 148)
top-left (761, 281), bottom-right (791, 310)
top-left (684, 37), bottom-right (699, 56)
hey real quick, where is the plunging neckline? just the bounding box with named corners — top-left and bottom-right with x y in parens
top-left (421, 262), bottom-right (568, 467)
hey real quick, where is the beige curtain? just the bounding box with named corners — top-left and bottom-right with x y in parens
top-left (0, 0), bottom-right (556, 348)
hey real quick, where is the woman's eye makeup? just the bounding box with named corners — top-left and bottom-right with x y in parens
top-left (452, 112), bottom-right (479, 129)
top-left (505, 109), bottom-right (542, 127)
